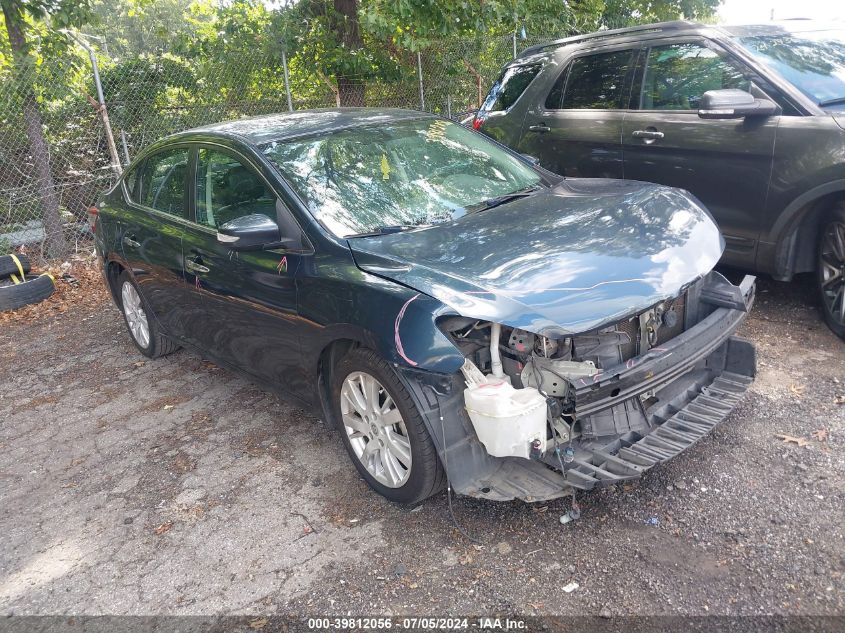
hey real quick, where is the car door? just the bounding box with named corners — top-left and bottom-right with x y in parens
top-left (119, 146), bottom-right (192, 338)
top-left (622, 38), bottom-right (780, 268)
top-left (180, 145), bottom-right (312, 394)
top-left (518, 46), bottom-right (637, 179)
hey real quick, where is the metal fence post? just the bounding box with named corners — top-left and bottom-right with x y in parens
top-left (120, 130), bottom-right (131, 165)
top-left (281, 48), bottom-right (293, 112)
top-left (417, 51), bottom-right (425, 111)
top-left (66, 31), bottom-right (122, 176)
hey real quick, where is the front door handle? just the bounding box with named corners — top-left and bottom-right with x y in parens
top-left (185, 258), bottom-right (210, 274)
top-left (123, 235), bottom-right (140, 248)
top-left (631, 129), bottom-right (665, 140)
top-left (528, 124), bottom-right (550, 133)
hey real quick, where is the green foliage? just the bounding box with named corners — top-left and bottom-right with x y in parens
top-left (2, 0), bottom-right (726, 177)
top-left (601, 0), bottom-right (721, 29)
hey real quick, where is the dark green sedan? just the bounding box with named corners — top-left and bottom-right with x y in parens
top-left (93, 108), bottom-right (756, 504)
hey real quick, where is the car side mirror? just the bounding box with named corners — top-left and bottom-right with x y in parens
top-left (216, 213), bottom-right (289, 251)
top-left (698, 89), bottom-right (779, 120)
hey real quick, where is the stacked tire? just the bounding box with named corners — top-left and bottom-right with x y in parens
top-left (0, 254), bottom-right (56, 312)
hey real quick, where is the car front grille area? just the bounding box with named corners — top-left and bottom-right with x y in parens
top-left (614, 293), bottom-right (687, 363)
top-left (570, 292), bottom-right (690, 369)
top-left (656, 293), bottom-right (686, 346)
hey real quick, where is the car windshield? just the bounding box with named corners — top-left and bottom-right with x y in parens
top-left (737, 28), bottom-right (845, 110)
top-left (261, 118), bottom-right (541, 238)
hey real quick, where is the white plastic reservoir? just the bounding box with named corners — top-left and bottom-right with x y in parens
top-left (463, 378), bottom-right (547, 459)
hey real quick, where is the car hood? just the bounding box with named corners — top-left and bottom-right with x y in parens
top-left (348, 178), bottom-right (724, 336)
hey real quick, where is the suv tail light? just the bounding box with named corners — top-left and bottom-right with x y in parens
top-left (472, 116), bottom-right (483, 130)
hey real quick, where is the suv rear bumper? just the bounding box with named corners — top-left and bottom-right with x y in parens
top-left (400, 275), bottom-right (757, 502)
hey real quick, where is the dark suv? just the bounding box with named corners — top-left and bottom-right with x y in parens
top-left (473, 20), bottom-right (845, 338)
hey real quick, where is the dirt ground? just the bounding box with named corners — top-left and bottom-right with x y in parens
top-left (0, 264), bottom-right (843, 621)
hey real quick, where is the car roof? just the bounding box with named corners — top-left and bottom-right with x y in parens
top-left (517, 20), bottom-right (705, 58)
top-left (174, 108), bottom-right (435, 146)
top-left (516, 19), bottom-right (843, 61)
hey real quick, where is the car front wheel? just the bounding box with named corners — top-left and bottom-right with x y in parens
top-left (818, 205), bottom-right (845, 340)
top-left (331, 347), bottom-right (445, 504)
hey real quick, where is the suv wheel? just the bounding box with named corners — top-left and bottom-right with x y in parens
top-left (330, 347), bottom-right (445, 504)
top-left (818, 204), bottom-right (845, 339)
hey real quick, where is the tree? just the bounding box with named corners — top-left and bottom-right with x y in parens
top-left (332, 0), bottom-right (364, 106)
top-left (283, 0), bottom-right (722, 106)
top-left (0, 0), bottom-right (91, 258)
top-left (601, 0), bottom-right (722, 29)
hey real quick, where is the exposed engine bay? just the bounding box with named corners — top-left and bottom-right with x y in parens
top-left (441, 295), bottom-right (684, 453)
top-left (429, 273), bottom-right (757, 498)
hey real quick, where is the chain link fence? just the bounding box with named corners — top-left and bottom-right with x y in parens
top-left (0, 31), bottom-right (560, 260)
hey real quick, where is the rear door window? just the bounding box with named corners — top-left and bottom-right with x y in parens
top-left (480, 63), bottom-right (542, 113)
top-left (555, 50), bottom-right (634, 110)
top-left (137, 148), bottom-right (190, 217)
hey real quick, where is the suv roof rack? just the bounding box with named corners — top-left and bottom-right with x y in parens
top-left (518, 20), bottom-right (702, 58)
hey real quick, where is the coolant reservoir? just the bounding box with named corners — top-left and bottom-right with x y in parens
top-left (463, 377), bottom-right (547, 459)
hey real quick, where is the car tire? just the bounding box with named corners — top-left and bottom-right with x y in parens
top-left (117, 271), bottom-right (179, 358)
top-left (0, 254), bottom-right (31, 280)
top-left (818, 204), bottom-right (845, 340)
top-left (0, 273), bottom-right (54, 311)
top-left (330, 347), bottom-right (446, 504)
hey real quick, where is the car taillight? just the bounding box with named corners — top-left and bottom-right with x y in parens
top-left (472, 117), bottom-right (483, 130)
top-left (87, 205), bottom-right (98, 232)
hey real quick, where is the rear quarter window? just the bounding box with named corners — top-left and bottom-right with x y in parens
top-left (123, 165), bottom-right (141, 202)
top-left (480, 63), bottom-right (542, 113)
top-left (549, 50), bottom-right (633, 110)
top-left (137, 148), bottom-right (190, 217)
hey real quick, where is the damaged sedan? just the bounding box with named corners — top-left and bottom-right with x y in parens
top-left (93, 108), bottom-right (756, 504)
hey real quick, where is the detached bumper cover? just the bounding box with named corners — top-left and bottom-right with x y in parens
top-left (400, 274), bottom-right (757, 502)
top-left (562, 356), bottom-right (753, 491)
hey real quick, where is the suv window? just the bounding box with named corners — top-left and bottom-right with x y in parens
top-left (195, 149), bottom-right (276, 229)
top-left (480, 64), bottom-right (541, 113)
top-left (639, 42), bottom-right (750, 110)
top-left (549, 50), bottom-right (633, 110)
top-left (138, 148), bottom-right (189, 216)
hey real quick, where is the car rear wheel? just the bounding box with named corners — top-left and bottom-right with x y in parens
top-left (330, 347), bottom-right (445, 504)
top-left (117, 271), bottom-right (179, 358)
top-left (818, 205), bottom-right (845, 340)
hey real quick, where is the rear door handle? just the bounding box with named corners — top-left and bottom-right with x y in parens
top-left (123, 235), bottom-right (140, 248)
top-left (528, 124), bottom-right (550, 133)
top-left (631, 129), bottom-right (665, 140)
top-left (185, 258), bottom-right (210, 274)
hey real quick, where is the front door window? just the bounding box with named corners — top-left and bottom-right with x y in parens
top-left (195, 149), bottom-right (277, 228)
top-left (639, 42), bottom-right (750, 110)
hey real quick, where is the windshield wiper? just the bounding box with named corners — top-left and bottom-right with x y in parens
top-left (468, 185), bottom-right (543, 213)
top-left (819, 96), bottom-right (845, 107)
top-left (345, 224), bottom-right (431, 238)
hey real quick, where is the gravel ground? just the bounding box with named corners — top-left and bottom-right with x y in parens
top-left (0, 271), bottom-right (843, 621)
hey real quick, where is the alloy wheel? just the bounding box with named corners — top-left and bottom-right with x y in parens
top-left (820, 220), bottom-right (845, 325)
top-left (340, 371), bottom-right (412, 488)
top-left (121, 281), bottom-right (150, 349)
